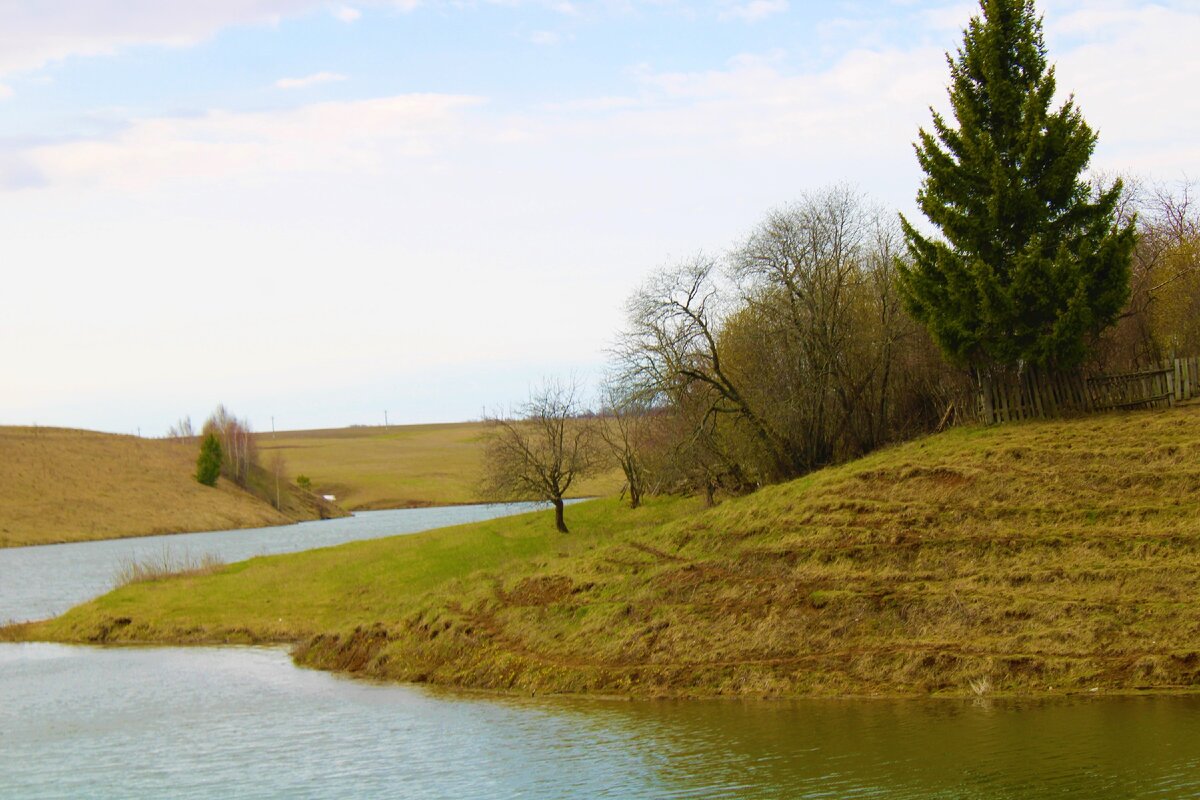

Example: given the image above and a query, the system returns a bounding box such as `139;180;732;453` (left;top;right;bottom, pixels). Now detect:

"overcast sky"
1;0;1196;434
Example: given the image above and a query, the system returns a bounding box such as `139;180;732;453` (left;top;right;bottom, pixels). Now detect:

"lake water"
2;506;1199;798
3;644;1199;799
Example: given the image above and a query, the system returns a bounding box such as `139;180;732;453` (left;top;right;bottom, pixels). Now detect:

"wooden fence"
977;355;1200;425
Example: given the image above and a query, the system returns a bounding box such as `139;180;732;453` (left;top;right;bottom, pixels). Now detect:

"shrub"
196;432;223;487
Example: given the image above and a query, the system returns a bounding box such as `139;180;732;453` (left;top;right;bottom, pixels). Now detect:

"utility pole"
271;416;276;439
384;410;389;429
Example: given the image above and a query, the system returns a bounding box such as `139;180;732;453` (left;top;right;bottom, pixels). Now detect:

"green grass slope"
0;427;341;547
12;405;1200;698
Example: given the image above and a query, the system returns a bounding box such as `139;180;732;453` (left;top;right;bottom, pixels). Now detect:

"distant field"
257;421;621;511
0;427;304;548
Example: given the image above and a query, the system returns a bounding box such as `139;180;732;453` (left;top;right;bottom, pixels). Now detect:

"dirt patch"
295;625;392;672
500;576;575;606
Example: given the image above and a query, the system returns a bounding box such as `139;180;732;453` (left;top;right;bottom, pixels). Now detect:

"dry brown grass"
113;547;225;587
0;427;299;547
293;404;1200;696
17;404;1200;698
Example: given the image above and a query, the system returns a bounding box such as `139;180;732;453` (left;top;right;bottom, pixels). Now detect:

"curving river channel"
2;506;1199;799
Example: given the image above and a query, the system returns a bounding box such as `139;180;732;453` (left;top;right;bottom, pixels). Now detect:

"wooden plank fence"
977;355;1200;425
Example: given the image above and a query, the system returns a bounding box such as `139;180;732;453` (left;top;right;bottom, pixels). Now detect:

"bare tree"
597;379;654;509
480;379;596;533
1100;177;1200;365
166;416;195;440
618;255;794;482
269;451;287;510
614;186;956;497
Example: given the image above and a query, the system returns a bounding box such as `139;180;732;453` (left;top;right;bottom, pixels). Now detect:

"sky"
1;0;1197;435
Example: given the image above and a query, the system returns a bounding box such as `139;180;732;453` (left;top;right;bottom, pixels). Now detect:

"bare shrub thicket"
166;416;195;440
1097;179;1200;367
202;404;258;487
614;187;960;497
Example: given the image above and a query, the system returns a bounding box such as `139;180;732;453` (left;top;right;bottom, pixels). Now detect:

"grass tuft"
113;548;225;587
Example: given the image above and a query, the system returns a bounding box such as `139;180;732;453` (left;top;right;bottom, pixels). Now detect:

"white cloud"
0;0;597;81
6;3;1195;202
275;70;348;89
719;0;789;23
541;95;641;112
0;2;326;78
0;83;12;99
917;3;975;32
20;94;483;189
1046;2;1200;174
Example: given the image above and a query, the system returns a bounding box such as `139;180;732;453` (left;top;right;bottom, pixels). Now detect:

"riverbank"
10;405;1200;698
0;427;343;548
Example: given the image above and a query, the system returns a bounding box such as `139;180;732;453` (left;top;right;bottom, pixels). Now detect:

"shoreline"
0;496;596;550
4;634;1200;703
8;408;1200;702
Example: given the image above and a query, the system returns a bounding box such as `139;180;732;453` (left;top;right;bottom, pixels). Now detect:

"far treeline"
172;406;272;494
177;405;340;519
481;0;1200;531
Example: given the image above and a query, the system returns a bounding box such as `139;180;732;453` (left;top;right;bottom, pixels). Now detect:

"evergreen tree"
196;432;223;487
898;0;1136;371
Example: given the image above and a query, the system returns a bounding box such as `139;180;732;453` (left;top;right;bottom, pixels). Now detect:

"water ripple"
4;644;1199;799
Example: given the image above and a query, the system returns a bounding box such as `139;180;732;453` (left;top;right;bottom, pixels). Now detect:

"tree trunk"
622;457;642;510
553;497;568;533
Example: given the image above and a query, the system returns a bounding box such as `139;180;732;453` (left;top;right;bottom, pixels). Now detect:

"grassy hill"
257;422;621;510
12;404;1200;698
0;427;339;548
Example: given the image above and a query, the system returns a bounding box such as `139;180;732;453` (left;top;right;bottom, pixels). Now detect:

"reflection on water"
3;503;1198;798
2;643;1198;800
0;502;564;623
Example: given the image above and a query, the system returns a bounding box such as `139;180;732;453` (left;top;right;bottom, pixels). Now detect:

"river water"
0;503;560;623
2;507;1199;798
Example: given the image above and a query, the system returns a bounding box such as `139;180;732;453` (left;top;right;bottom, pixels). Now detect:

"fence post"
1027;369;1042;419
980;373;994;425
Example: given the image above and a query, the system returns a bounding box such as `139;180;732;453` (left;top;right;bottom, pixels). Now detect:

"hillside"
257;422;621;510
0;427;339;548
12;405;1200;697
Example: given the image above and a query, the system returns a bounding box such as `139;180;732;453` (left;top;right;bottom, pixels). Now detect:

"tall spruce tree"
898;0;1135;372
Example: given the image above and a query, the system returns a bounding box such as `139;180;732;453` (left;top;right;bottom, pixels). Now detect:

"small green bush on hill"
195;433;222;487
